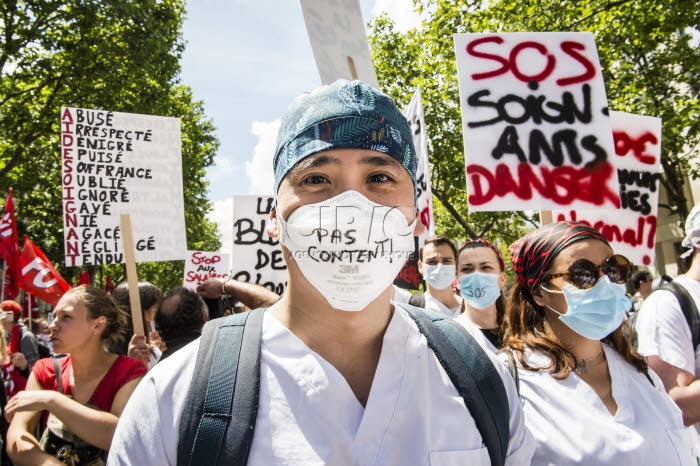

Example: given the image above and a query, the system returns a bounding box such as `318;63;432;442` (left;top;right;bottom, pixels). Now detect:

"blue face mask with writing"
424;264;456;290
459;272;501;309
541;275;630;340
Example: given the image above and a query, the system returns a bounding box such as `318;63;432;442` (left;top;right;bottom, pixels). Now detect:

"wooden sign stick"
539;210;553;226
120;214;144;336
346;56;359;80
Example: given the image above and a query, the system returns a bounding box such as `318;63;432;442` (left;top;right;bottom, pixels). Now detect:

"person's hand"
196;278;226;299
4;390;55;422
149;330;166;353
127;334;149;367
10;352;27;371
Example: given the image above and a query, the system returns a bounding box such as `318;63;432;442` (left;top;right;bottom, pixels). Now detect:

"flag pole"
1;261;5;301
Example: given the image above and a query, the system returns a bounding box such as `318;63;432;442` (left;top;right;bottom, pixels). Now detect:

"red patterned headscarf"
508;221;608;296
459;238;505;271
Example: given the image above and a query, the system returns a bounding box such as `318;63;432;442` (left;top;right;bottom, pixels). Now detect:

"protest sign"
231;195;288;295
554;111;662;266
404;87;435;243
453;32;621;211
395;87;434;290
183;250;231;290
61;107;186;266
300;0;380;88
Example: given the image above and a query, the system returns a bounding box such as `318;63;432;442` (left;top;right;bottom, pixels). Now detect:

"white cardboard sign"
300;0;380;88
403;87;435;244
554;111;662;266
453;32;621;212
60;107;186;266
183;251;231;290
231;195;288;295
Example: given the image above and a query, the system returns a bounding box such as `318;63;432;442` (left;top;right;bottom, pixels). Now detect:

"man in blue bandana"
109;80;533;465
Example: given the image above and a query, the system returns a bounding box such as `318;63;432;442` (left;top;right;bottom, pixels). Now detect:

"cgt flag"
19;236;70;306
76;270;91;287
0;188;21;298
104;275;115;295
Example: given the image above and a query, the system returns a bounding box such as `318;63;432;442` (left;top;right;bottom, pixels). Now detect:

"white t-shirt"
454;314;498;354
636;275;700;447
424;292;463;318
636;275;700;377
499;345;694;465
108;307;534;465
392;285;411;304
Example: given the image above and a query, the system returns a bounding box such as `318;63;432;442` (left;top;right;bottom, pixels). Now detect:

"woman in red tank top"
4;286;146;465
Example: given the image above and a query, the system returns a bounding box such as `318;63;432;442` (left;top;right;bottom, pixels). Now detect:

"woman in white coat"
454;239;507;353
504;221;694;465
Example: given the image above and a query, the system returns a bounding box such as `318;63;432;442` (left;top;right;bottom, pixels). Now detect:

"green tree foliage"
369;0;699;246
0;0;221;291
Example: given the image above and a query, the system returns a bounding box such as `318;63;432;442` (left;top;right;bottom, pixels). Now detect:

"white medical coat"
108;307;534;465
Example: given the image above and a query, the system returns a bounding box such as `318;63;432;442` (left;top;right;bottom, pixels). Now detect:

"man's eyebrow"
290;154;340;172
360;155;403;169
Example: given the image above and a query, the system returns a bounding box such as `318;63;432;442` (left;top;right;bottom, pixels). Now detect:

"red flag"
0;188;21;297
7;324;21;354
19;236;71;306
104;275;115;295
76;270;91;287
3;268;18;301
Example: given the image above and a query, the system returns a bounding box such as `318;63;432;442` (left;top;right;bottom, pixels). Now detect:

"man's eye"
304;175;328;184
368;173;392;183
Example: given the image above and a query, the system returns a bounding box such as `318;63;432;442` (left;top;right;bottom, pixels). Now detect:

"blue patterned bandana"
273;80;417;194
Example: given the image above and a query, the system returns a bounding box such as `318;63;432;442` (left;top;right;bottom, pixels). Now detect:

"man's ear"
417;260;425;276
413;210;426;237
267;207;279;238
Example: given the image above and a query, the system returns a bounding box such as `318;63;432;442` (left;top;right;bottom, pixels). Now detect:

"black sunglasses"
542;254;633;290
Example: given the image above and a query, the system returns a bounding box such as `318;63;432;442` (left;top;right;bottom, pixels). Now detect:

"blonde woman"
5;286;146;465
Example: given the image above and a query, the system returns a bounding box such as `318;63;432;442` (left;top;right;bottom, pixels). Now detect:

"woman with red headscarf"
503;221;694;465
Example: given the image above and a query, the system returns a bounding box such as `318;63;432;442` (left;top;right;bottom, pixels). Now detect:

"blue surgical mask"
459;272;501;309
424;264;456;290
541;275;631;340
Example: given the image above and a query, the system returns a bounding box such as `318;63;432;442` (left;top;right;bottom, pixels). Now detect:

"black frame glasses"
542;254;633;289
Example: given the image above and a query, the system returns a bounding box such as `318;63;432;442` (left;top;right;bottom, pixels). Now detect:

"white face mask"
278;190;416;311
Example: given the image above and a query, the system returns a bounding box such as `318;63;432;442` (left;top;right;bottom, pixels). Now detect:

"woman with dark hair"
503;221;693;465
454;239;507;352
5;286;146;465
111;281;164;369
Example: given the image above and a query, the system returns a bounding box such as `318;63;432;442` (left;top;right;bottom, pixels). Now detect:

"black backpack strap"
177;308;265;466
53;357;63;394
505;349;520;395
399;303;510;466
661;282;700;349
409;292;426;308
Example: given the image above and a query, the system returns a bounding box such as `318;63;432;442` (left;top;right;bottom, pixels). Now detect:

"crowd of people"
0;80;697;465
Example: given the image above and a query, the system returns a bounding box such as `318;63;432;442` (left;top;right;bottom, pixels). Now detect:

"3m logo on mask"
279;191;417;311
339;265;360;274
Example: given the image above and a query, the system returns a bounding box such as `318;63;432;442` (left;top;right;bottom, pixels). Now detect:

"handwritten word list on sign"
554;112;662;266
61;107;186;266
454;32;621;211
232;195;288;295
